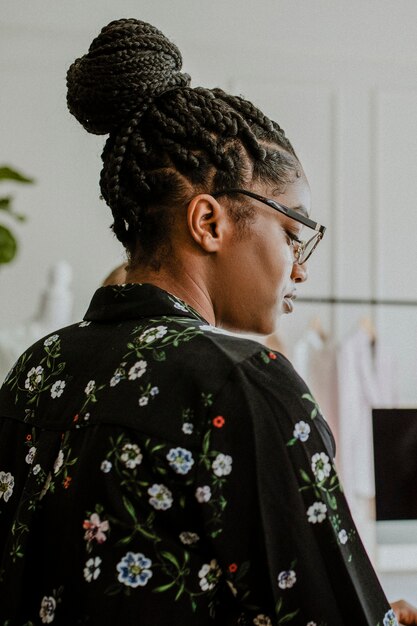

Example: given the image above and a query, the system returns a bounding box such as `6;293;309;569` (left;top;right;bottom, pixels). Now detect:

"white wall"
3;0;417;602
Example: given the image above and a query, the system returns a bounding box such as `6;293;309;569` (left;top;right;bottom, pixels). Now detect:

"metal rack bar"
298;296;417;307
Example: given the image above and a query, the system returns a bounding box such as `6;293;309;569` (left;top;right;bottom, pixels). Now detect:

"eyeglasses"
212;187;326;265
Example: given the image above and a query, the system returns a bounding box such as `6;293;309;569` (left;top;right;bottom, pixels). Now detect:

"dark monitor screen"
373;408;417;521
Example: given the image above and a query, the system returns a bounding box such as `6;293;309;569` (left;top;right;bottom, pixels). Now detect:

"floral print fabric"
0;284;394;625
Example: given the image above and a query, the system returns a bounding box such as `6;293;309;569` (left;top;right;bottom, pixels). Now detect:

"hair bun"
66;18;191;135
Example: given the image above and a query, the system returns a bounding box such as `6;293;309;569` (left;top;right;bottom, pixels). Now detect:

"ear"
186;194;231;252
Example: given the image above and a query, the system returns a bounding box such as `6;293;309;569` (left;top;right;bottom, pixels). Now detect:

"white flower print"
128;360;147;380
166;447;194;475
84;380;95;395
84;556;102;582
50;380;66;399
39;595;56;624
44;334;59;347
110;371;123;387
198;559;221;591
139;325;168;345
293;420;311;442
148;483;173;510
179;531;200;545
53;450;64;475
253;616;272;626
0;471;14;502
311;452;331;482
139;396;149;407
79;320;91;327
25;446;37;465
182;422;194;435
383;609;399;626
212;453;233;477
195;485;211;503
338;529;348;545
117;551;153;588
100;460;112;473
150;386;159;396
32;464;41;476
25;366;44;391
307;501;327;524
306;622;317;626
173;301;188;312
277;569;297;589
120;443;143;469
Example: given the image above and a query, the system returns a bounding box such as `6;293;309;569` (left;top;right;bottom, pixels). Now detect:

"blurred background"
2;0;417;602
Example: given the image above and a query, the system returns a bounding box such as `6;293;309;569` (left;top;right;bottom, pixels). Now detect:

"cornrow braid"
67;18;300;267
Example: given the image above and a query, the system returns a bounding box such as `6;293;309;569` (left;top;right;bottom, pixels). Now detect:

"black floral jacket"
0;284;396;626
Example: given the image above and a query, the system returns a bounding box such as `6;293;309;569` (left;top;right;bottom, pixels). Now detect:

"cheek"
263;240;293;285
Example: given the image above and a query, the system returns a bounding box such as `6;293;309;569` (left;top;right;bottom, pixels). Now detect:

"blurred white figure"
0;260;73;383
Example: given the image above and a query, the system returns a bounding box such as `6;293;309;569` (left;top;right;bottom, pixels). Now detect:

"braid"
67;18;190;135
67;18;300;266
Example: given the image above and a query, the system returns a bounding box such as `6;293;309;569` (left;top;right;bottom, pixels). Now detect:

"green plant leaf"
0;224;17;264
0;166;34;184
0;197;11;210
136;526;158;541
174;584;185;601
286;438;297;447
122;496;137;522
161;550;180;569
278;609;300;623
275;597;283;615
152;581;176;593
0;196;25;221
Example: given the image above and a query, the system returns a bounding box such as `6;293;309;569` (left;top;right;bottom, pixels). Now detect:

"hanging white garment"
292;327;339;456
0;261;73;383
336;327;397;518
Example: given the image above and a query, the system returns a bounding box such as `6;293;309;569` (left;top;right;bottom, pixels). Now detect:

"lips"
283;291;297;313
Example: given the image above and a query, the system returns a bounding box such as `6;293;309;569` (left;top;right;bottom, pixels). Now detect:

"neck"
125;264;216;326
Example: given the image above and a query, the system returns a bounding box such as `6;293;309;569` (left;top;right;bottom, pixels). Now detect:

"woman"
0;17;413;625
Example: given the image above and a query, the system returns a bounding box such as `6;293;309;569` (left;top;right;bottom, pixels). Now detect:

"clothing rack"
298;296;417;307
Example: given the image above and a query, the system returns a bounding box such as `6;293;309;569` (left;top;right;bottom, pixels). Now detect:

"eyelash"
285;230;301;246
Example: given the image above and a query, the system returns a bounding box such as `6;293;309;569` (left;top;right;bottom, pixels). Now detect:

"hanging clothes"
336;326;397;523
0;261;73;383
292;325;339;456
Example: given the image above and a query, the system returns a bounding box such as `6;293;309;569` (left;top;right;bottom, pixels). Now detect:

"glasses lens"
299;233;322;264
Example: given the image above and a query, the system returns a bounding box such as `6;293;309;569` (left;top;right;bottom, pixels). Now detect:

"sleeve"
194;349;393;626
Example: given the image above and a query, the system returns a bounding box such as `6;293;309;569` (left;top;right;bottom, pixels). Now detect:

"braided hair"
67;18;299;267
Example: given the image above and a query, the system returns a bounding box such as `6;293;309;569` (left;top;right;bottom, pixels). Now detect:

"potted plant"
0;166;34;264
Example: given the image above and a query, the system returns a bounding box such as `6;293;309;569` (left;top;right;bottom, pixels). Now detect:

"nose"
291;260;308;283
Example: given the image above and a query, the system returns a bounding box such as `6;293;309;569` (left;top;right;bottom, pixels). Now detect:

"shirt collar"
84;283;209;324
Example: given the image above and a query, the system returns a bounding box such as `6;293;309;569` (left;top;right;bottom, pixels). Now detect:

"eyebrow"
270;189;310;218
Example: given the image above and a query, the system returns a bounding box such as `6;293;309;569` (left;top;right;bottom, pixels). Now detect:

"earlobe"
187;194;226;252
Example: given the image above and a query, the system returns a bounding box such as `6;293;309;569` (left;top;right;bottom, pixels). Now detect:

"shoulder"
210;344;336;460
167;318;302;391
183;322;312;419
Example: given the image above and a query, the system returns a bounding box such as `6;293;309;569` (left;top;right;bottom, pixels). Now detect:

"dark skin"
126;176;309;335
102;264;127;286
390;600;417;625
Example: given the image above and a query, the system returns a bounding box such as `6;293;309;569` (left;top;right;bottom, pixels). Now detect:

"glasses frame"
212;187;326;264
